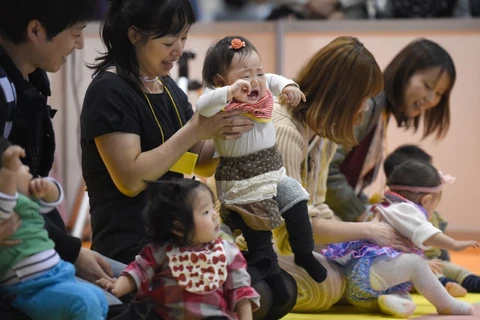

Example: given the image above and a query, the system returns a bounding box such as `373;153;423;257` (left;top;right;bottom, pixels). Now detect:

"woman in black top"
81;2;303;318
80;0;253;264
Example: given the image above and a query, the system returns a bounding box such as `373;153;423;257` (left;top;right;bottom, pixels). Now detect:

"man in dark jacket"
0;1;123;317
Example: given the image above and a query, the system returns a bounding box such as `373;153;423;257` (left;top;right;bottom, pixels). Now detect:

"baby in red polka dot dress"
97;179;260;320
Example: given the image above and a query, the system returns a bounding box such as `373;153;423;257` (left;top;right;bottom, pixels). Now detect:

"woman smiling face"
133;27;190;78
402;67;451;118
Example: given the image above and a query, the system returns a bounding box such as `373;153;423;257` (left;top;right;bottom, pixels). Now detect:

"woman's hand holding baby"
282;85;306;106
0;213;22;247
427;259;445;274
368;214;414;253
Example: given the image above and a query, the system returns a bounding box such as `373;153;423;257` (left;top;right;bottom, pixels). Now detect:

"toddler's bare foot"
446;282;467;297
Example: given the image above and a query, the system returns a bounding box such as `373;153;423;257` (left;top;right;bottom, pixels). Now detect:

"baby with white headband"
322;159;479;317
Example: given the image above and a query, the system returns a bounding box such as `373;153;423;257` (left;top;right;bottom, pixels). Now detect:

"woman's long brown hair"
291;36;383;149
383;38;455;139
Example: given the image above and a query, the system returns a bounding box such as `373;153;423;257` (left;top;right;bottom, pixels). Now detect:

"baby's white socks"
378;293;416;317
370;254;473;316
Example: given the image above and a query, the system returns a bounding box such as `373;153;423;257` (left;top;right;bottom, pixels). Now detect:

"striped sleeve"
0;66;17;139
38;177;64;214
0;192;18;220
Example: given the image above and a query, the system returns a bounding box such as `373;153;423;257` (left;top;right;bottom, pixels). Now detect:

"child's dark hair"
202;36;259;88
387;160;442;201
0;137;12;168
142;179;214;247
0;0;95;44
384;145;432;178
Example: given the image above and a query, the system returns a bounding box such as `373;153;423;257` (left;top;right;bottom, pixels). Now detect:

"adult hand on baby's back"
192;110;253;140
0;213;22;247
368;214;414;253
75;248;114;283
427;259;444;274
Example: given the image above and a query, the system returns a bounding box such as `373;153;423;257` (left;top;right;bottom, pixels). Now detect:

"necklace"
139;75;159;83
142;78;164;94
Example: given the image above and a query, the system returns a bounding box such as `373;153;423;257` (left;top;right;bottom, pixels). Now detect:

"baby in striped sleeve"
0;138;107;320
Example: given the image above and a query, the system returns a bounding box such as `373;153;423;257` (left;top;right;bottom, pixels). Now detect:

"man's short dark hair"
0;0;96;43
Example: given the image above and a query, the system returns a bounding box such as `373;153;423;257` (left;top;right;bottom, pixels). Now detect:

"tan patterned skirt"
215;146;285;232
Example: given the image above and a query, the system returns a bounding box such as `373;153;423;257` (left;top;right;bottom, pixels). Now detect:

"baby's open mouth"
248;90;259;99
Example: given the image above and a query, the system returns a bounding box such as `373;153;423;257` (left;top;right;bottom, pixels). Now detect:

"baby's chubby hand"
282;85;306;106
227;79;252;101
1;146;25;172
97;275;134;298
29;178;56;199
96;277;117;292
